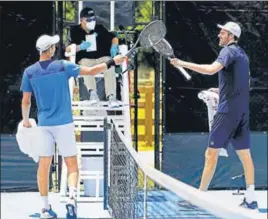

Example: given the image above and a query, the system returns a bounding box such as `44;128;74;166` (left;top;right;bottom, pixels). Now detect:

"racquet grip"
175;65;191;80
167;57;191;80
125;50;132;57
125;47;138;57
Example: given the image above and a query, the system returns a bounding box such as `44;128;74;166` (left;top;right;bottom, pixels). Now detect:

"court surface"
1;190;267;219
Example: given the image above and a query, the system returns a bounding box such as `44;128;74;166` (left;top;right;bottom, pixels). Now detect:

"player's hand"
65;44;76;57
113;55;127;65
170;58;183;67
23;120;32;128
80;41;92;50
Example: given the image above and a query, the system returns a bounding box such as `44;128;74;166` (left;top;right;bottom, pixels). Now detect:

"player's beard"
219;38;227;47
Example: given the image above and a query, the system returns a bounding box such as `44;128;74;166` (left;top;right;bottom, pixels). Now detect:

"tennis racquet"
125;20;167;57
152;38;191;81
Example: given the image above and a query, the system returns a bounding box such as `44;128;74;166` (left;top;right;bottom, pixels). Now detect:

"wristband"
105;58;116;69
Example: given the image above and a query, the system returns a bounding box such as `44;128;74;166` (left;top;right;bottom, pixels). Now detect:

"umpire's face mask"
85;17;96;30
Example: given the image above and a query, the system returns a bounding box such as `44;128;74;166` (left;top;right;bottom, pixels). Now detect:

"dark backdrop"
0;2;54;191
0;2;54;134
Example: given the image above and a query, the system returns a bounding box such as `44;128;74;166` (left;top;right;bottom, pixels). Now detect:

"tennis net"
103;118;263;219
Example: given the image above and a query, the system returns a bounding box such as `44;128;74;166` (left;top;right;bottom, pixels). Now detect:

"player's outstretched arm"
79;55;126;76
170;59;223;75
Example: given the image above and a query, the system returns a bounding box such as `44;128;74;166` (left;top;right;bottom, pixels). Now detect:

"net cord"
111;120;264;219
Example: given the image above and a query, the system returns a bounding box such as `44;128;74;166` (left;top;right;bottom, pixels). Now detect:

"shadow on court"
29;213;93;219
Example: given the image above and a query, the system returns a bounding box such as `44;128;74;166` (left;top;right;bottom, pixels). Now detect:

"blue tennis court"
1;191;267;219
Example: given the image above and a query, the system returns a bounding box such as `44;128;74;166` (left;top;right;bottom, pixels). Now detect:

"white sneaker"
88;90;100;105
108;94;120;108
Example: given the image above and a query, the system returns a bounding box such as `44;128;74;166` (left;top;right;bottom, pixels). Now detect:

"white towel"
198;90;219;130
198;90;228;157
16;119;40;163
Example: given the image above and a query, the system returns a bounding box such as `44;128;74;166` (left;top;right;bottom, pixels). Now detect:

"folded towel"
16;119;40;163
198;90;228;157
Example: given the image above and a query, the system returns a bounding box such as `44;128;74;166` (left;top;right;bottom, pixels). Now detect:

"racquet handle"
125;47;139;57
167;57;191;81
125;50;133;57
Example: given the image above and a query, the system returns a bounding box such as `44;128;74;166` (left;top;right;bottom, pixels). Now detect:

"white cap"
36;35;60;52
217;22;241;38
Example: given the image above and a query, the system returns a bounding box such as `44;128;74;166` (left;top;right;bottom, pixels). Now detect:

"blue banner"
1;135;39;191
162;132;267;189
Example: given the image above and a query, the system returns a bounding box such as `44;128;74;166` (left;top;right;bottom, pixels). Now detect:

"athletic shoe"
88;90;100;105
239;198;259;211
66;198;77;219
108;94;119;108
40;205;57;218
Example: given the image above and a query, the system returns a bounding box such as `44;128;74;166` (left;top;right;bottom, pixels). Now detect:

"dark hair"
228;31;239;42
234;35;239;41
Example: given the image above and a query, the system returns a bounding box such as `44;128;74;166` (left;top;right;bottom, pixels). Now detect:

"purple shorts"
208;112;250;150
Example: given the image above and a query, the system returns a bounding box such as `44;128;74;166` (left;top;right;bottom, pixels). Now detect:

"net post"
133;31;139;151
161;1;167;170
103;117;111;210
143;174;147;219
154;1;162;171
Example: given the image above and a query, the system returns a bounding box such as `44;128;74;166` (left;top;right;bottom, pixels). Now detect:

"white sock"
41;196;49;210
69;186;77;199
245;184;256;203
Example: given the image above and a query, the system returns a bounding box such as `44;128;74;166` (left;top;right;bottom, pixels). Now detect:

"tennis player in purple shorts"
171;21;258;211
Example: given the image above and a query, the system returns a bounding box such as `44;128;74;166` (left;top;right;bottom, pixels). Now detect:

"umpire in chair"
66;7;120;108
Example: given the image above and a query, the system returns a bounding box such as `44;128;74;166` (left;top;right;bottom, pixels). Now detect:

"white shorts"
38;122;77;157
